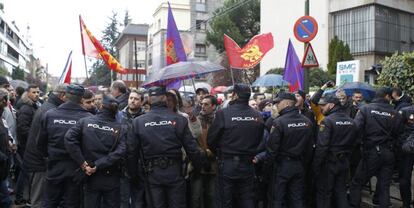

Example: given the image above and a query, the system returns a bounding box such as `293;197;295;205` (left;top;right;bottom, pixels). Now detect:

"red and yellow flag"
224;33;274;69
79;15;126;74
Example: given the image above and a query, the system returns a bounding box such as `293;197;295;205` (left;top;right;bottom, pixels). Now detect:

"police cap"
273;92;296;104
318;93;340;105
102;94;119;106
148;86;167;96
65;84;85;96
233;84;251;99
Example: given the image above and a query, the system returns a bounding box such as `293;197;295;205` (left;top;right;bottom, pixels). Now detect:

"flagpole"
79;15;89;80
83;56;89;80
230;68;235;85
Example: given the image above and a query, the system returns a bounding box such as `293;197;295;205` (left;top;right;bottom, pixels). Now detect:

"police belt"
364;141;393;151
328;151;349;161
219;154;253;162
277;154;302;161
146;157;180;169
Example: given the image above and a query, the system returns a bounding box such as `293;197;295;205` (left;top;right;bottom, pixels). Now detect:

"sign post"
293;14;318;93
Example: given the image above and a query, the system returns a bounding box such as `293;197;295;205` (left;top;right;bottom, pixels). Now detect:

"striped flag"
58;51;72;84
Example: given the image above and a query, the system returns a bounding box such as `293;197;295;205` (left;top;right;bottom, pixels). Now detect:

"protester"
81;89;98;114
118;89;146;208
111;80;130;110
0;89;13;208
15;84;41;206
191;95;218;208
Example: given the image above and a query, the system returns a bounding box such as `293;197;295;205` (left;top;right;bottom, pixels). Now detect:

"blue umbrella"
252;74;289;87
339;82;375;101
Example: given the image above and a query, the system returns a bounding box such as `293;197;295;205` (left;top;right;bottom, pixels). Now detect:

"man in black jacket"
15;84;40;205
313;94;358;208
349;87;402;208
111;80;130;110
208;84;265;208
22;84;67;208
267;92;314;208
65;95;127;207
118;89;146;208
128;86;205;208
37;84;92;208
392;87;412;111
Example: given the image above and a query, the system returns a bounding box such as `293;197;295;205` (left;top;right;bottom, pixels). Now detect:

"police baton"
137;140;155;208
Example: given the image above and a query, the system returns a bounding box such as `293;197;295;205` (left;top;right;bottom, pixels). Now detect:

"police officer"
37;84;92;208
207;83;265;208
396;104;414;208
65;95;127;207
349;87;402;208
312;94;358;208
266;92;313;208
127;86;205;208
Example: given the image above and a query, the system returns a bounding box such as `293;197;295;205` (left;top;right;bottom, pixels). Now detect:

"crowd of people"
0;77;413;208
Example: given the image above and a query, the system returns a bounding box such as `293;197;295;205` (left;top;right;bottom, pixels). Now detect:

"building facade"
147;0;223;79
0;9;32;77
115;24;149;88
261;0;414;84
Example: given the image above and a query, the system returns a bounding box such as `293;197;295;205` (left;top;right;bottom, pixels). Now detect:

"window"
330;4;414;55
135;41;146;51
195;44;206;55
0;19;4;32
196;0;206;12
196;20;206;31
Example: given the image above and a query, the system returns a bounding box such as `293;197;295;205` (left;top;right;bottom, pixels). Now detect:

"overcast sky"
2;0;161;77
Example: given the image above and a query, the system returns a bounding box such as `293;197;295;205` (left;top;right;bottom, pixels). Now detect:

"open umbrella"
142;61;225;87
340;82;375;101
252;74;289;87
10;80;29;89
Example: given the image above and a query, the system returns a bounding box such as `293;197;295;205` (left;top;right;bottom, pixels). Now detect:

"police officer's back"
393;104;414;207
65;95;127;207
128;86;204;208
36;84;92;208
312;94;358;208
207;84;264;208
349;87;402;208
266;92;313;208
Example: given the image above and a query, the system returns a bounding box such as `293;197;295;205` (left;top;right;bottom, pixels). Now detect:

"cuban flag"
58;51;72;84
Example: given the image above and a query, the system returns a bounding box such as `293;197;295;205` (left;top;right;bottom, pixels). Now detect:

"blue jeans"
0;179;12;208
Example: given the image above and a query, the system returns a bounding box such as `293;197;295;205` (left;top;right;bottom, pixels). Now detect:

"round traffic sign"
293;16;318;43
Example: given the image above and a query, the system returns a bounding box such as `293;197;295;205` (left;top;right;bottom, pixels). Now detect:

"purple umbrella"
141;61;225;88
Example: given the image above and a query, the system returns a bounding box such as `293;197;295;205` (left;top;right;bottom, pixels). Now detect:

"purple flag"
283;39;304;92
165;2;187;89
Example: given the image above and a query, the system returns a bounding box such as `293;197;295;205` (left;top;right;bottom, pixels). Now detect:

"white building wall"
260;0;329;76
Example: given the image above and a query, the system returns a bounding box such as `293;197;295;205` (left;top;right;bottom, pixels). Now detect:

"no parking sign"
293;16;318;43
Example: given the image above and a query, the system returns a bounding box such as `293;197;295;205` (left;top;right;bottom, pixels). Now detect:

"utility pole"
304;0;310;93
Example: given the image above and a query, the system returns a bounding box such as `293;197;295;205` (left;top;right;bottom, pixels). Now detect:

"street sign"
302;43;319;67
293;16;318;43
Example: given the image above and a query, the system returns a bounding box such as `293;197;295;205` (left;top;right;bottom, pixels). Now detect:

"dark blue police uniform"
312;95;358;208
128;86;205;208
65;95;127;208
207;84;265;208
37;84;92;208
